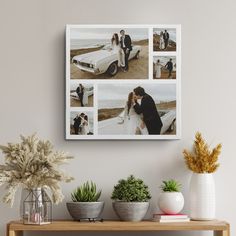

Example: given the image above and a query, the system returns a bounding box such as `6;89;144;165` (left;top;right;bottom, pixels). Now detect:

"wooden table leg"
8;231;23;236
214;224;230;236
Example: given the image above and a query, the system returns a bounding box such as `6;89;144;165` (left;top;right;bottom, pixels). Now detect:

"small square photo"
70;111;94;135
70;81;94;107
153;56;176;79
153;28;176;51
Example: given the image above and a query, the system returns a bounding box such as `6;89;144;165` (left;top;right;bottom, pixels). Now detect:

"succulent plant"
160;179;181;192
111;175;151;202
71;181;102;202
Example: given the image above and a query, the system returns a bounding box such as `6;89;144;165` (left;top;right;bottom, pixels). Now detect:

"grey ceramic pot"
112;201;149;221
66;202;104;220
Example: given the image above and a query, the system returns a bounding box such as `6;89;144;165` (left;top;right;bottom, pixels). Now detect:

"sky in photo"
153;28;176;42
71;28;148;40
70;80;93;91
98;84;176;102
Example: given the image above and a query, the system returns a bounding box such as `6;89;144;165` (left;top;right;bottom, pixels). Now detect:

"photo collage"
66;25;181;140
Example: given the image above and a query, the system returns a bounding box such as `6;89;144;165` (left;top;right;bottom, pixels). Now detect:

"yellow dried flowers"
183;132;222;173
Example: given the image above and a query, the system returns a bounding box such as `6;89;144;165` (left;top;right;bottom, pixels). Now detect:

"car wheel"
107;62;118;76
134;51;140;59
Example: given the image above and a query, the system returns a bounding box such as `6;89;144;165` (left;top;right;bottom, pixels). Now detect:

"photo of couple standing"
153;28;176;52
153;56;176;79
70;81;94;107
98;84;176;136
70;27;149;79
111;30;132;72
70;112;93;135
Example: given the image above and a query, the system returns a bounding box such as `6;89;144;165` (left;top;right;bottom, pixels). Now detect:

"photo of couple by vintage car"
153;56;176;79
70;27;149;79
153;28;176;51
98;84;176;135
70;81;94;107
70;112;93;135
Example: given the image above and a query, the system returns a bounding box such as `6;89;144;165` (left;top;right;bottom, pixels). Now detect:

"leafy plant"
160;179;181;192
0;134;74;206
111;175;151;202
183;132;222;173
71;181;101;202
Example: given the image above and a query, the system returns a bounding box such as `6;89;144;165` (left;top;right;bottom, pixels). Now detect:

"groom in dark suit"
163;30;169;49
133;86;163;135
120;29;132;71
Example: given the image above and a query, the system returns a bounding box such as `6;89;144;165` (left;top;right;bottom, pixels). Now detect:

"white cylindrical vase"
190;173;215;220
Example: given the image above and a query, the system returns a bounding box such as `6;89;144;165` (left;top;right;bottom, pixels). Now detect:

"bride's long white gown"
80;118;90;135
159;35;165;50
112;42;124;67
155;62;162;79
83;89;89;106
123;104;148;135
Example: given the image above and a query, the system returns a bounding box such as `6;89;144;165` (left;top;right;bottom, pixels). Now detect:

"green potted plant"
158;179;184;214
66;181;104;221
111;175;151;221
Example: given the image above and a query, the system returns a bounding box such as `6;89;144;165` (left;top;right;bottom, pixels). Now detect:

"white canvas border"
65;24;181;140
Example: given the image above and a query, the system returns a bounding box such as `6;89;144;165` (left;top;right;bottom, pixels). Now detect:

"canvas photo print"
70;27;149;80
153;56;176;79
98;83;176;136
66;24;181;140
70;81;94;107
153;28;176;51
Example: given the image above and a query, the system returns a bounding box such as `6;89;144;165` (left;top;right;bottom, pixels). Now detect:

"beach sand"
70;95;94;107
98;101;176;122
153;34;176;52
70;40;149;80
153;69;176;79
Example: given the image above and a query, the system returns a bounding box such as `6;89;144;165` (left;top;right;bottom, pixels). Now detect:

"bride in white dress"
111;33;124;67
159;31;165;50
122;92;148;135
83;87;89;106
155;59;163;79
80;114;90;135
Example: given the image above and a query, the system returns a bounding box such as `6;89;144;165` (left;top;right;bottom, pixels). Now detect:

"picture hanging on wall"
65;24;181;140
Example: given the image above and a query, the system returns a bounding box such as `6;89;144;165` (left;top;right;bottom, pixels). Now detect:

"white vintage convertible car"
98;110;176;135
72;45;141;76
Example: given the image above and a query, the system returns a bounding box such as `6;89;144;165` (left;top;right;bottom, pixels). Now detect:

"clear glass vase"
22;188;52;225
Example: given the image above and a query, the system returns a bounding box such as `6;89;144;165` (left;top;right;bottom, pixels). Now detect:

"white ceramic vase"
158;192;184;214
190;173;215;220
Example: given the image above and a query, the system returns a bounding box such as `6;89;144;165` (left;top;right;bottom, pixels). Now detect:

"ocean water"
98;99;127;109
71;39;110;50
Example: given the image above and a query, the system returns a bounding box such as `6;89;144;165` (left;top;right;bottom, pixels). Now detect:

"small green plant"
111;175;151;202
71;181;101;202
160;179;181;192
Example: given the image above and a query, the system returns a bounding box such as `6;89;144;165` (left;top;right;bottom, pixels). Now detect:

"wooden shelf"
7;220;230;236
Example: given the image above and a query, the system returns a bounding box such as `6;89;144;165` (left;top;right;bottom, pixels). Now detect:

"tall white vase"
190;173;215;220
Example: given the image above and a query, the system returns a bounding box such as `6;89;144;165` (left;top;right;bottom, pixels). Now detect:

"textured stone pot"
158;192;184;214
66;202;104;220
112;201;149;221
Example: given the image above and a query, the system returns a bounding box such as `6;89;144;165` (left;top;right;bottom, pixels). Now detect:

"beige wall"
0;0;235;235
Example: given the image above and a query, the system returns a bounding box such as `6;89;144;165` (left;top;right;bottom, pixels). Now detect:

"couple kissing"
122;86;163;135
